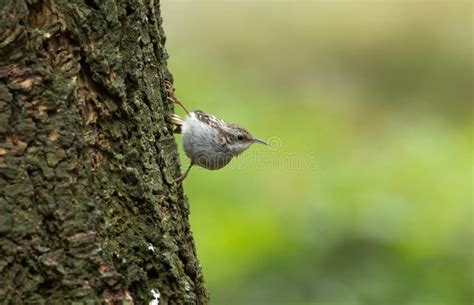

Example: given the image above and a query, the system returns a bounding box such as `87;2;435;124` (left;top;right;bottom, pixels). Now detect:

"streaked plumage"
172;111;264;170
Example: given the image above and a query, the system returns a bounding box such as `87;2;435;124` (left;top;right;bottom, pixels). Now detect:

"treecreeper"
166;81;267;183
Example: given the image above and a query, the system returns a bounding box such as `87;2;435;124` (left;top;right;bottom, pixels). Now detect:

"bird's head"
223;124;267;156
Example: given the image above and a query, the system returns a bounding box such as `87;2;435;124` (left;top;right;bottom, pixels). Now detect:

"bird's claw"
165;80;176;99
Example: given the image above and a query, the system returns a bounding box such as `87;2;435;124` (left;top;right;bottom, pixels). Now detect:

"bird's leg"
175;163;193;184
165;81;190;115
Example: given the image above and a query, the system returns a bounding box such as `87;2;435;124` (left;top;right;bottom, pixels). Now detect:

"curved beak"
252;137;267;145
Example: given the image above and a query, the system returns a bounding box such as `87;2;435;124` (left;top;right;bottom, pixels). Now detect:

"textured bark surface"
0;0;207;303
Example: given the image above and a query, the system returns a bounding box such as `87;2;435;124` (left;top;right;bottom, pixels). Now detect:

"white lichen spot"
184;281;191;292
149;288;160;305
147;243;156;252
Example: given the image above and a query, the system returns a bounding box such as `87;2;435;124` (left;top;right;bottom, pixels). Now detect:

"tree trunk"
0;0;207;303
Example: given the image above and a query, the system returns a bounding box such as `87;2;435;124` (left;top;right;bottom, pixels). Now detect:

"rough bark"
0;0;207;303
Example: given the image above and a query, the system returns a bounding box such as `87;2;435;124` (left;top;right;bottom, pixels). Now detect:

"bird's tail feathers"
170;114;183;134
170;114;184;126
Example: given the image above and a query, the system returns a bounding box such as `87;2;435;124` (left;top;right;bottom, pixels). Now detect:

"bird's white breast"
181;112;232;170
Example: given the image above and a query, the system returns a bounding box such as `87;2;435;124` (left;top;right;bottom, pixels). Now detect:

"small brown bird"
166;82;267;182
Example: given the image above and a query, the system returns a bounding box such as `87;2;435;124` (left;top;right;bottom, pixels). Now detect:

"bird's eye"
237;134;244;141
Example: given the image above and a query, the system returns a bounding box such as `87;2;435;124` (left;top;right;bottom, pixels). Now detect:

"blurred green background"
162;1;473;304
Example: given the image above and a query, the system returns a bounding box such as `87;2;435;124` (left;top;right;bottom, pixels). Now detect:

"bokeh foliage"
163;1;473;304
